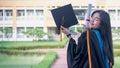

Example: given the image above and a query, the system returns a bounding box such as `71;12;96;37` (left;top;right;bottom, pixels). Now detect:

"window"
26;10;34;16
0;10;3;16
0;27;3;38
17;10;25;16
112;27;115;30
36;10;43;16
36;27;43;29
52;6;55;8
118;10;120;16
81;6;87;8
26;27;33;38
5;10;12;16
118;10;120;20
92;6;95;8
0;10;3;20
35;10;44;20
17;27;24;38
74;9;86;20
97;6;99;8
4;27;12;38
57;6;61;8
48;27;57;34
48;6;50;8
101;6;104;8
73;6;80;8
16;10;25;20
108;10;116;20
26;27;33;30
17;27;24;34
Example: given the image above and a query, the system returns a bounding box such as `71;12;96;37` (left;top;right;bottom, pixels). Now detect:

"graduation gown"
67;30;106;68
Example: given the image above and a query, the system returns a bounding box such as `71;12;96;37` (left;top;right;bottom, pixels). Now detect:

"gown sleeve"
67;37;77;67
67;32;87;68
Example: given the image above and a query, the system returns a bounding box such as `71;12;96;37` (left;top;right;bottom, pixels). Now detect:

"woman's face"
90;12;101;29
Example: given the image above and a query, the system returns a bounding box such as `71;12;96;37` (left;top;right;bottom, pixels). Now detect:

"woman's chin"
90;26;94;28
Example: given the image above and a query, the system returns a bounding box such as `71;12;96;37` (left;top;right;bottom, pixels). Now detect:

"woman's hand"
61;26;70;35
61;26;71;38
82;25;88;32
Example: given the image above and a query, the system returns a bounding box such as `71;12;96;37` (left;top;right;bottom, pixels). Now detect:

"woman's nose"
90;20;93;24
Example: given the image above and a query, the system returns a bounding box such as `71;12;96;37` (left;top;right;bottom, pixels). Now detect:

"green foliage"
23;29;33;36
4;27;12;33
0;49;45;55
69;26;82;32
113;44;120;49
23;28;46;40
34;28;46;38
113;40;120;49
48;34;54;40
69;27;75;31
0;27;3;32
77;27;82;32
0;54;44;68
36;51;57;68
113;57;120;68
113;29;120;34
114;50;120;56
3;27;12;38
0;38;68;50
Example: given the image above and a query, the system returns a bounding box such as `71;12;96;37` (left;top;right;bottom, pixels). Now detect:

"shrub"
0;38;68;50
114;50;120;56
0;49;45;56
36;51;57;68
113;44;120;49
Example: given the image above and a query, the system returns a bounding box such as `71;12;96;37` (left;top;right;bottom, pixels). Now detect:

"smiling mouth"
91;23;94;25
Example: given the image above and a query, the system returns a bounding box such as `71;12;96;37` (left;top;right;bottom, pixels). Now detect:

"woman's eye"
94;19;100;21
95;19;98;21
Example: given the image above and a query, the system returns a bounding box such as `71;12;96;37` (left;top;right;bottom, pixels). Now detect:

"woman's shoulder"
79;29;99;40
80;29;97;36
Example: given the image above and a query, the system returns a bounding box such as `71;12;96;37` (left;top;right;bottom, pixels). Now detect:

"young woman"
62;10;114;68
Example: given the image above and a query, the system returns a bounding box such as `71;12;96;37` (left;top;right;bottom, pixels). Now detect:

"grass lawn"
0;54;44;68
0;51;57;68
0;54;119;68
114;56;120;68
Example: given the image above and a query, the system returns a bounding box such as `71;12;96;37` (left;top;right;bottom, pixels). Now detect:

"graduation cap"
51;4;78;42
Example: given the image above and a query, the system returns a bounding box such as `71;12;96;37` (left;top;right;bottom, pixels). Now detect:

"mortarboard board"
51;4;78;42
51;4;78;30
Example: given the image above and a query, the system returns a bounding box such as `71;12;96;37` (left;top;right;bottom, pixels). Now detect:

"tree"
23;28;46;41
77;27;82;32
34;28;46;38
0;27;3;33
23;29;34;37
0;27;3;40
3;27;12;39
70;26;82;32
112;29;120;39
113;29;120;35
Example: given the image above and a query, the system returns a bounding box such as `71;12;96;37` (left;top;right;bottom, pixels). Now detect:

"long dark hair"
91;10;114;65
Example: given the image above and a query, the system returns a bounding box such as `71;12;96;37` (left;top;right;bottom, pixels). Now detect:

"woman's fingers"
61;26;70;35
82;25;88;32
61;26;68;31
61;26;66;30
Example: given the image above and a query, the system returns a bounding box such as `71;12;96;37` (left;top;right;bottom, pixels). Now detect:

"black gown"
67;30;106;68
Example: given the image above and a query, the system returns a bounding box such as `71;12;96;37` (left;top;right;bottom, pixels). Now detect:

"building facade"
0;0;120;41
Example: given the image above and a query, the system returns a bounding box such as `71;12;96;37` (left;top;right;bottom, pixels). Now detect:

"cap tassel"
60;16;64;42
60;26;62;42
